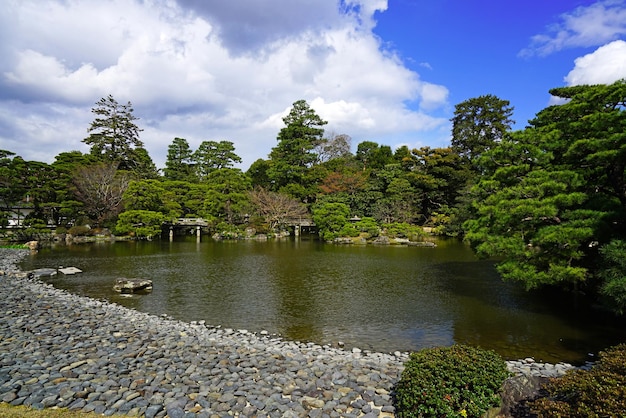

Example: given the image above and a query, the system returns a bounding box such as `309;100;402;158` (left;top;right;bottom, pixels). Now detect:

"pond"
20;237;626;364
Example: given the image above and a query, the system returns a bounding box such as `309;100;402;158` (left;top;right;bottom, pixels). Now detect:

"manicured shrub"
68;225;91;236
383;222;426;241
395;344;510;418
530;343;626;417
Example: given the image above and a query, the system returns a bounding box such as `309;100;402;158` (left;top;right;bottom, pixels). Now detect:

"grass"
0;404;120;417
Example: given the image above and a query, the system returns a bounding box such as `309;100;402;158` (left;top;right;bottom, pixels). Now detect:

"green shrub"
338;224;360;237
384;222;426;241
68;225;90;236
355;217;380;237
530;344;626;417
395;344;510;418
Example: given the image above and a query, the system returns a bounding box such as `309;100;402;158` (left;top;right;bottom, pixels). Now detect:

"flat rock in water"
58;267;82;275
31;268;58;278
113;278;153;293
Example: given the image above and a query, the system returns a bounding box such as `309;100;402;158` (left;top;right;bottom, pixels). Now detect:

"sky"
1;0;625;171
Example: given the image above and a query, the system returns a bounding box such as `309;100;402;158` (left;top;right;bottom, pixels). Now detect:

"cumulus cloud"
520;0;626;57
0;0;449;168
564;40;626;85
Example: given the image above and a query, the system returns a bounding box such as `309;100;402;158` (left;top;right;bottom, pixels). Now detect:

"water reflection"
22;238;626;364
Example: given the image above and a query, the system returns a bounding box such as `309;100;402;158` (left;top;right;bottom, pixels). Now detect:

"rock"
112;278;153;293
24;241;39;251
407;241;437;247
58;267;82;275
499;374;549;417
372;236;390;245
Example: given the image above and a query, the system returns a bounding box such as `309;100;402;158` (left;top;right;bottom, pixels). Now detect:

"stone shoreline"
0;249;577;417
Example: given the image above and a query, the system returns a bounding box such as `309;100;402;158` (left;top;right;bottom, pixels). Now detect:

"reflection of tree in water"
438;260;623;364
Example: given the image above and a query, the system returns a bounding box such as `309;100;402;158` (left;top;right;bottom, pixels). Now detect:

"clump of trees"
2;80;626;314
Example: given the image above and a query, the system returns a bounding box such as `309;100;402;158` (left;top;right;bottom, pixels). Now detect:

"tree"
409;146;471;227
164;137;196;182
132;147;159;179
72;162;129;225
50;151;99;226
311;202;351;241
194;140;242;181
355;141;394;170
247;158;272;188
451;95;514;172
248;187;308;231
202;168;251;224
463;82;626;298
122;180;167;213
316;133;352;163
268;100;327;192
116;210;165;239
83;95;145;172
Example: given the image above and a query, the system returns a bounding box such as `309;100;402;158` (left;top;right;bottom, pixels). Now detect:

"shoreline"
0;249;577;417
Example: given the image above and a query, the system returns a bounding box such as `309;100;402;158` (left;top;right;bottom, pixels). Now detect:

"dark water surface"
20;237;626;364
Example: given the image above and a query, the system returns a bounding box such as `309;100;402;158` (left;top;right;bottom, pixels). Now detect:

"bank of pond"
16;236;626;366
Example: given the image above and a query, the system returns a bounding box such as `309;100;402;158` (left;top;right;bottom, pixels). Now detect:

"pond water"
20;237;626;364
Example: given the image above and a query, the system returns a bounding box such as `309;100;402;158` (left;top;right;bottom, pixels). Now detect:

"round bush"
395;344;510;418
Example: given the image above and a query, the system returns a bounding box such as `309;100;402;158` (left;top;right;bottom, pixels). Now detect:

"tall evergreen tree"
463;81;626;310
451;95;514;172
193;140;242;181
164;137;196;182
83;95;147;173
267;100;327;195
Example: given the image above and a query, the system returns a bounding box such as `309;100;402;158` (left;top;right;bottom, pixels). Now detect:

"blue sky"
1;0;625;170
373;0;621;127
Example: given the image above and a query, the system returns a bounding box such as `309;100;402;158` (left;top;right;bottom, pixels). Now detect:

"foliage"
356;141;394;170
194;140;242;181
395;344;510;418
268;99;327;192
598;240;626;315
68;225;91;236
530;344;626;417
164;137;196;182
451;94;514;172
354;217;380;237
115;210;166;239
312;202;351;241
202;168;251;224
383;222;426;241
123;180;166;213
82;95;151;174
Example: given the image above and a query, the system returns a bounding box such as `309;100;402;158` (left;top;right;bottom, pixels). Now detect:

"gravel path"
0;248;578;417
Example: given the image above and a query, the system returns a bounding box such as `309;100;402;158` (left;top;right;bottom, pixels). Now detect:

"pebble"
0;249;580;417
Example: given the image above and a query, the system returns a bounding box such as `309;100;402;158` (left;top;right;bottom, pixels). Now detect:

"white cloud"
565;40;626;85
520;0;626;57
0;0;449;169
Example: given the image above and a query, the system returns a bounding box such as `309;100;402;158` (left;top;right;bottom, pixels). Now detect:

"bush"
395;344;510;418
355;217;380;237
384;222;426;241
529;344;626;417
68;225;91;236
116;210;166;239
